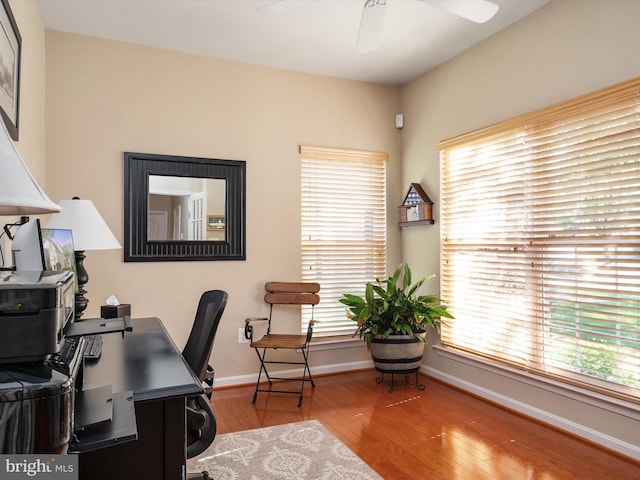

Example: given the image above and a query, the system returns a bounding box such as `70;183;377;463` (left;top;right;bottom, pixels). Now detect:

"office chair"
182;289;228;459
244;282;320;407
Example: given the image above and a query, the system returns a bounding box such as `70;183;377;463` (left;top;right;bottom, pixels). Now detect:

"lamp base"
74;250;89;320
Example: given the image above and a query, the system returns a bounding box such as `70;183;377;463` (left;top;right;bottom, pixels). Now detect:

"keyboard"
83;334;103;360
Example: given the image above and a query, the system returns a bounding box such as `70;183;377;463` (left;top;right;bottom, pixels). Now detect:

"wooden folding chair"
244;282;320;407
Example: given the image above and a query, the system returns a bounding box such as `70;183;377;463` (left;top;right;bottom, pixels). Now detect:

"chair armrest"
204;364;215;381
244;317;268;341
203;365;215;398
305;319;315;343
244;317;269;323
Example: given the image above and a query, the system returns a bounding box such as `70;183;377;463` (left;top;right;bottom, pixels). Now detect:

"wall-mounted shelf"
399;219;435;227
399;183;434;227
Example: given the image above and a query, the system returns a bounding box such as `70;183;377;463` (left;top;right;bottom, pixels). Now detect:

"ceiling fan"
257;0;500;53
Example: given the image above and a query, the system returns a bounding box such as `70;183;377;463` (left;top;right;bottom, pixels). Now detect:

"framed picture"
0;0;20;140
207;215;225;231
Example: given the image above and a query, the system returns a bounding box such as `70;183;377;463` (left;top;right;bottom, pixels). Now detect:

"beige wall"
401;0;640;456
44;30;402;379
7;0;46;180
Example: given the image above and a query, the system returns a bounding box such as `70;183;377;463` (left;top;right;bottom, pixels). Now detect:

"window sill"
432;345;640;420
309;335;365;351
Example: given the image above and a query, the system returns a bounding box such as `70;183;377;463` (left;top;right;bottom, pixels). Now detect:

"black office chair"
182;289;228;460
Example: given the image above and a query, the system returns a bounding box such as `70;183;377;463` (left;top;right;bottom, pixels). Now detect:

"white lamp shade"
0;116;60;215
46;199;122;251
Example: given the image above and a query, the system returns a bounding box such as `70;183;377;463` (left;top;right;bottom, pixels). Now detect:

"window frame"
300;145;388;338
438;78;640;403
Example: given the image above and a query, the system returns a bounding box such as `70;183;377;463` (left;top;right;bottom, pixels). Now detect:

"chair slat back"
265;282;320;294
264;282;320;306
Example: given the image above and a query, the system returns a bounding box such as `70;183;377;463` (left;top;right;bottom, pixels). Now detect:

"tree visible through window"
300;145;387;338
439;78;640;401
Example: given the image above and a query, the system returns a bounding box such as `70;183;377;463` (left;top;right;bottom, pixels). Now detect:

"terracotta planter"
368;332;427;373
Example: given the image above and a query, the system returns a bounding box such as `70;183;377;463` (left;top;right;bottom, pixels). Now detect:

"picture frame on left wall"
0;0;20;140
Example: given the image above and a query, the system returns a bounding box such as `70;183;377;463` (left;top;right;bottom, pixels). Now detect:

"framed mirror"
124;152;246;261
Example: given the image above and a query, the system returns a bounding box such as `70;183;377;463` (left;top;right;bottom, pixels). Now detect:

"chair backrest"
263;282;319;336
264;282;320;306
182;290;228;381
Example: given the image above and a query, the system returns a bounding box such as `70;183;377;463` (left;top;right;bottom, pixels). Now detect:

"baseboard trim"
214;360;374;388
423;365;640;462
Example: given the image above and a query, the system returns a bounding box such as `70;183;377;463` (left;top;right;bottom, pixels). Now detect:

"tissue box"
101;304;131;319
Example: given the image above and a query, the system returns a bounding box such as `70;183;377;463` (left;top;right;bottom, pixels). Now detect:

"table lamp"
46;197;121;319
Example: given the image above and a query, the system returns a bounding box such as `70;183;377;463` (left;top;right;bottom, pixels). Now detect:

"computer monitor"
11;219;46;271
41;227;79;292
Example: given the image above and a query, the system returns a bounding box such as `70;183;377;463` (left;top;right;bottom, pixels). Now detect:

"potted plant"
339;262;453;375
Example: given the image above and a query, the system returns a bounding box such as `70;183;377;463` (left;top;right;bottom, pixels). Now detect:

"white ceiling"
36;0;550;86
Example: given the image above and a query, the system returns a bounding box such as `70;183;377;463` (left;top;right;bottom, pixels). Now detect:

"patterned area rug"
187;419;382;479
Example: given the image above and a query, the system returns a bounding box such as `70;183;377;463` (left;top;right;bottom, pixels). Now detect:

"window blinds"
300;145;388;337
439;78;640;402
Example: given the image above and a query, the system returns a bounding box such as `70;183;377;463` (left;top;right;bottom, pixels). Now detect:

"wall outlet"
238;327;250;344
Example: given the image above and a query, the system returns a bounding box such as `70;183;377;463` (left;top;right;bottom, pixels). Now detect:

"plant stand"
375;367;425;393
369;333;427;392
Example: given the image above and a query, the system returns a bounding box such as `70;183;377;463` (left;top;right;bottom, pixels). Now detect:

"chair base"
186;393;217;458
251;348;315;407
252;376;315;407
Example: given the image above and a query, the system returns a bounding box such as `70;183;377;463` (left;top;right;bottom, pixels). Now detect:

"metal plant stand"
375;367;425;393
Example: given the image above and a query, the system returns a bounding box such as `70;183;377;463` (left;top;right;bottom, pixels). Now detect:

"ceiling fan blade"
420;0;499;24
356;0;387;53
256;1;303;16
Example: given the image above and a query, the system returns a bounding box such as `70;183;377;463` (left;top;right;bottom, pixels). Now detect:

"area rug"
187;419;383;479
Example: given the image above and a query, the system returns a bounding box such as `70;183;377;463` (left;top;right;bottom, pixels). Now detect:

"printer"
0;270;78;454
0;270;76;364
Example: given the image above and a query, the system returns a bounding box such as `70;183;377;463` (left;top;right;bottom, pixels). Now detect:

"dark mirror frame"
124;152;246;262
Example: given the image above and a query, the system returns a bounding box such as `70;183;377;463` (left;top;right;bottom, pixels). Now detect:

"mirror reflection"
148;175;226;241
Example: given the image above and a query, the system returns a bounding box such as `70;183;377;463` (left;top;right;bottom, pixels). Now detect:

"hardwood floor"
211;369;640;480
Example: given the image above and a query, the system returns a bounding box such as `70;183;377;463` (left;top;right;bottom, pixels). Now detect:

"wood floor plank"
211;370;640;479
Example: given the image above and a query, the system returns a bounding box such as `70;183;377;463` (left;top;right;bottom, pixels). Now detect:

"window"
300;145;387;337
439;78;640;402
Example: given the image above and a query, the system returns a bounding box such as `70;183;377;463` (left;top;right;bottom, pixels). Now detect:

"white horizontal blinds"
440;125;537;366
439;78;640;401
300;145;388;337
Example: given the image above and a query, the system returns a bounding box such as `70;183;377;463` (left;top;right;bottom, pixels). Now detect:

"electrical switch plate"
238;327;250;343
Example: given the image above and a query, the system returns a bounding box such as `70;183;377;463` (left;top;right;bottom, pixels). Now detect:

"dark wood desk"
78;317;202;480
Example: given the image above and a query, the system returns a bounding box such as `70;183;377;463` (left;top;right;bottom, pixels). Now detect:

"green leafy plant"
339;262;454;348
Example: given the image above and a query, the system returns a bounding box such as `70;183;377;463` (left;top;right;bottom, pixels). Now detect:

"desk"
78;317;202;480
